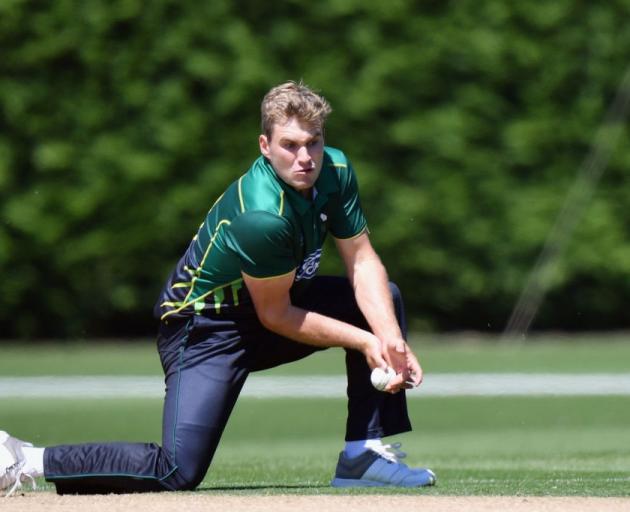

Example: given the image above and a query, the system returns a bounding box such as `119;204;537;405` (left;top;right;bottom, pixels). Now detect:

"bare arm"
241;270;387;370
335;232;423;389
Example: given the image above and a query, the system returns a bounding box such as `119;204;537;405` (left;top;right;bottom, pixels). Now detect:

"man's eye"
283;142;297;150
308;139;320;147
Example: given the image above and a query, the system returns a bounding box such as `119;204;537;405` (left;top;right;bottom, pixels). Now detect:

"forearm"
351;257;422;383
262;304;379;353
350;254;403;342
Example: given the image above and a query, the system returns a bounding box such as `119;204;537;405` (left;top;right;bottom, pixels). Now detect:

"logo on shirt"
295;249;322;282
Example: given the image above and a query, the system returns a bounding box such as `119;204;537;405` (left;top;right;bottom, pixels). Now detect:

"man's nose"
297;145;311;162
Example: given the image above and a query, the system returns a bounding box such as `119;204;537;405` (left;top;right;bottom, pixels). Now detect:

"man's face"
259;117;324;197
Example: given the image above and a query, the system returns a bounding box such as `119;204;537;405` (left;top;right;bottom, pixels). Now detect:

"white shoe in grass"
0;431;37;498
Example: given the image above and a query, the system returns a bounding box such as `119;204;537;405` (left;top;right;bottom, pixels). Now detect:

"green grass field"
2;334;630;496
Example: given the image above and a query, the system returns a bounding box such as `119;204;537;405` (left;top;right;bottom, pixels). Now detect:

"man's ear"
259;134;270;158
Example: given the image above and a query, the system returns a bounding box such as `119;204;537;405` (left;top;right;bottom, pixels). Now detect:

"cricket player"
1;81;436;496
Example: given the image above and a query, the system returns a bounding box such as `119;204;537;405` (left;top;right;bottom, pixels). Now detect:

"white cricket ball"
370;366;396;391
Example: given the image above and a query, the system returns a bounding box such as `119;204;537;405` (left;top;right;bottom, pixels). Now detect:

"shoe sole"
332;477;390;487
331;473;436;488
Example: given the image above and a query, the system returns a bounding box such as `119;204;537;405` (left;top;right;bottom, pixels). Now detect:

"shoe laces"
370;442;407;464
4;460;37;498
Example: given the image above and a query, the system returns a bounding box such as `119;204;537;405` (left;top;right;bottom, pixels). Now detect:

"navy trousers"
44;276;412;494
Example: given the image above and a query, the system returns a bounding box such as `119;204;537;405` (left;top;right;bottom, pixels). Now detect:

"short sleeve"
327;159;368;239
224;211;297;278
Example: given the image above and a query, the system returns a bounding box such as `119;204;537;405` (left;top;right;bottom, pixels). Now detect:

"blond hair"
261;81;332;139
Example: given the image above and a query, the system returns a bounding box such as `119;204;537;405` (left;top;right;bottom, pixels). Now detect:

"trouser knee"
162;425;227;491
165;463;209;491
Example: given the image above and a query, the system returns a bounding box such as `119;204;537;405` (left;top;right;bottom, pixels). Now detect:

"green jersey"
156;146;367;321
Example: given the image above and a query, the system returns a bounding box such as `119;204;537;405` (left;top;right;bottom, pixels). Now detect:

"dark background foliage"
1;0;629;338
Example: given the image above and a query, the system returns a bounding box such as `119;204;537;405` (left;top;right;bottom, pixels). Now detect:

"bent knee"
166;466;207;491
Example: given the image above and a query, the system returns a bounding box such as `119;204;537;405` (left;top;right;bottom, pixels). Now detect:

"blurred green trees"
1;0;629;337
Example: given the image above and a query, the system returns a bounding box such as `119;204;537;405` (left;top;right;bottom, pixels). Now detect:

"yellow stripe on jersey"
332;226;368;241
279;190;285;216
166;219;232;318
238;176;245;213
161;277;244;320
198;219;231;271
241;268;297;281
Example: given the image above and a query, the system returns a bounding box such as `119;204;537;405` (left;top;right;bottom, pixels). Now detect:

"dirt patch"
7;493;630;512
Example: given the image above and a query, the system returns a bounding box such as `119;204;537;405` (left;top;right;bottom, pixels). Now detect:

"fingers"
385;345;424;392
380;349;393;370
370;337;425;392
373;352;388;370
385;373;418;394
384;372;405;393
406;351;423;387
365;337;388;370
395;342;406;354
387;350;407;374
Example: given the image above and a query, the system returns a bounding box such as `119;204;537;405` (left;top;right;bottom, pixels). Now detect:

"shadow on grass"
199;484;330;491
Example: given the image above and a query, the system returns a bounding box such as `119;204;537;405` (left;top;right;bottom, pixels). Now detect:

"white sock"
344;438;383;458
22;447;45;477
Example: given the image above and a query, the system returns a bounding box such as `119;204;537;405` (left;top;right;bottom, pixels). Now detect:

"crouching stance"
1;82;435;496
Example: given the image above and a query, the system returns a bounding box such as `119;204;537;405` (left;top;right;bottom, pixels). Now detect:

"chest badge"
320;213;328;222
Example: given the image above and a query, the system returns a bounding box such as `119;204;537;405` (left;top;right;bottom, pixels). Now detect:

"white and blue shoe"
331;442;436;488
0;431;37;497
